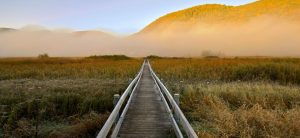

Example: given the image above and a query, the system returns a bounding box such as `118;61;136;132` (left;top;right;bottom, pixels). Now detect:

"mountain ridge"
0;26;114;38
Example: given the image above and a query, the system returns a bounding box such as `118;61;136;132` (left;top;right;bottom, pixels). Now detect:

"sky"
0;0;256;34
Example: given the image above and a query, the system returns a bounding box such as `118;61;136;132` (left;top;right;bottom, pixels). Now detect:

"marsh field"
150;58;300;137
1;57;300;138
0;57;142;137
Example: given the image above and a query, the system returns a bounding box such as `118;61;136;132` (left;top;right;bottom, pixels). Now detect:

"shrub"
38;53;49;59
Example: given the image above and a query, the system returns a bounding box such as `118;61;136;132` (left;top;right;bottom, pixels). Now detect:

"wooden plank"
118;63;172;138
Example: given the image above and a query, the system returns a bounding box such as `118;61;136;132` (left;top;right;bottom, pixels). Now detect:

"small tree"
201;50;214;57
38;53;49;59
201;50;225;58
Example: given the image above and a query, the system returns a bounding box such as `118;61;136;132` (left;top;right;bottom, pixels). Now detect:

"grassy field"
150;58;300;137
0;57;142;137
1;57;299;137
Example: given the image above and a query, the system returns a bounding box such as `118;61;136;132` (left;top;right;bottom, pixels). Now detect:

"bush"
38;53;49;59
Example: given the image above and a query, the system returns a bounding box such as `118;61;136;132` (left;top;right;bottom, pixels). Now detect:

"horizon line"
0;1;257;36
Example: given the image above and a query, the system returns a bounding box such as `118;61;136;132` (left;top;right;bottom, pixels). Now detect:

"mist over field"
1;0;300;57
138;16;300;57
1;15;300;57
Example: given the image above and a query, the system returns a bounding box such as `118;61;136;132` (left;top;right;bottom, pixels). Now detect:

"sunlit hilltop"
141;0;300;34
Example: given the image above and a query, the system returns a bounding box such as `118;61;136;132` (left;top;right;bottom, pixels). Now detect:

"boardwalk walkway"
97;61;198;138
118;62;172;137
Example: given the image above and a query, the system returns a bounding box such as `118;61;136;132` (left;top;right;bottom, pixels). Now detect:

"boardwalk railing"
148;61;198;138
96;60;145;138
97;60;197;138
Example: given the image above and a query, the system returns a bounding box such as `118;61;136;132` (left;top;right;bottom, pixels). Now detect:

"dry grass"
151;58;300;137
0;58;142;137
151;58;300;85
180;83;300;137
0;58;141;80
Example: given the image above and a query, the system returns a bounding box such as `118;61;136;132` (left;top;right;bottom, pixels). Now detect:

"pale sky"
0;0;256;34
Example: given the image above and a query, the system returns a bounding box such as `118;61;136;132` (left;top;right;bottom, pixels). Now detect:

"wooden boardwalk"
118;63;172;137
97;61;197;138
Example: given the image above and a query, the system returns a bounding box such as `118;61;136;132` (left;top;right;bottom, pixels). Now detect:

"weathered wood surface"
118;63;172;138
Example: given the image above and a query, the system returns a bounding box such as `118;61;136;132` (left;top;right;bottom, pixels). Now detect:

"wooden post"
113;94;120;125
113;94;120;107
174;93;180;106
174;94;180;122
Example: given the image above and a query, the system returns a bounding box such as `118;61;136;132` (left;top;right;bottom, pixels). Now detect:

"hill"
139;0;300;34
73;30;115;39
0;28;17;33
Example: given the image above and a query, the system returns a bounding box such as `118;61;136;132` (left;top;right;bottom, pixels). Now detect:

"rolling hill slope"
139;0;300;34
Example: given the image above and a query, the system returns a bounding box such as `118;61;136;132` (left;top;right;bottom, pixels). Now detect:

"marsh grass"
151;58;300;137
151;58;300;85
0;58;142;137
178;83;300;137
0;58;140;80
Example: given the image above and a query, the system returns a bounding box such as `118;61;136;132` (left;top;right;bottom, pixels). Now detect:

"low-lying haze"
0;16;300;57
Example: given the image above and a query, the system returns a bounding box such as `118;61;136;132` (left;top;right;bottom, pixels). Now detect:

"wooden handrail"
148;61;198;138
96;60;145;138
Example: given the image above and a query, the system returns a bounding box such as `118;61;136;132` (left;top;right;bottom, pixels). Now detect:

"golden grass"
0;58;142;137
151;58;300;137
151;58;300;84
0;58;141;80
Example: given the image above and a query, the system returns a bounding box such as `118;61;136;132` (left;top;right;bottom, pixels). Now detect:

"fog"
1;16;300;57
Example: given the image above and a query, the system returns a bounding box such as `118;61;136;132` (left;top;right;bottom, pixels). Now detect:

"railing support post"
174;93;180;122
174;93;180;106
113;94;120;125
113;94;120;107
